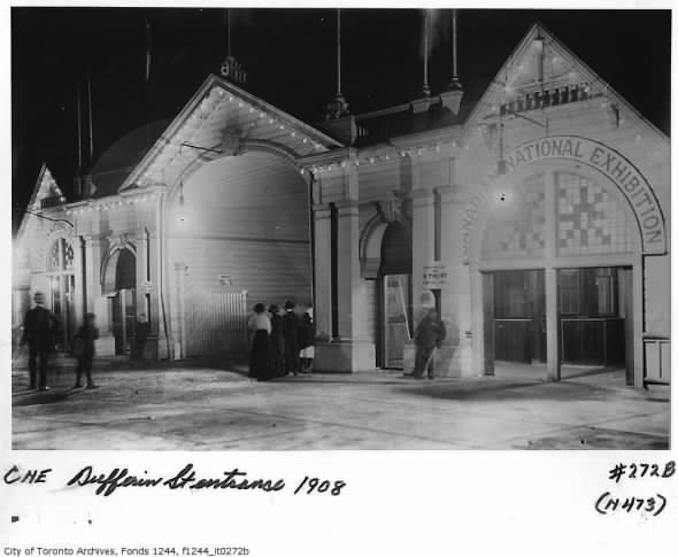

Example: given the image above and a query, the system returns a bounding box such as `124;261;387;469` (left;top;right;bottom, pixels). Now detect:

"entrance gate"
486;266;631;375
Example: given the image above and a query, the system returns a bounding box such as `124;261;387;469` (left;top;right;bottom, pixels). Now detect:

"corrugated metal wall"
185;287;248;358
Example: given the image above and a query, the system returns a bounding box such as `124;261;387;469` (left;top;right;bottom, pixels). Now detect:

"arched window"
45;237;76;348
47;238;74;271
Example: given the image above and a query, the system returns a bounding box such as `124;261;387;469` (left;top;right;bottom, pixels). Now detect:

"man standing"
134;313;150;363
20;291;59;391
407;307;446;380
282;300;300;376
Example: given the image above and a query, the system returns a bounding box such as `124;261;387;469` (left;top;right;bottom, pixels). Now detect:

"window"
47;238;74;271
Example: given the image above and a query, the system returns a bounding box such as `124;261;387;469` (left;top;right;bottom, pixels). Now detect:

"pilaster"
312;203;332;341
410;188;435;318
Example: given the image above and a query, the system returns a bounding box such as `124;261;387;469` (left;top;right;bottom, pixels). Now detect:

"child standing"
73;313;99;389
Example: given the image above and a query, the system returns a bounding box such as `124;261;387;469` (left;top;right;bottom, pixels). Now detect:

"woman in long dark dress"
247;303;271;381
268;305;286;377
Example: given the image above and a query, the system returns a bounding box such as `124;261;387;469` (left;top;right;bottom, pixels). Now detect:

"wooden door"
383;274;411;369
492;270;546;364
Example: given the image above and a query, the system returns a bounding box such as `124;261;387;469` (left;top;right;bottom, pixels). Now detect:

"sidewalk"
11;356;670;450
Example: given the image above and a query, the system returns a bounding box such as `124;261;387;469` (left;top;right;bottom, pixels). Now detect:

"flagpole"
87;75;94;161
422;10;431;97
76;82;82;197
145;17;152;146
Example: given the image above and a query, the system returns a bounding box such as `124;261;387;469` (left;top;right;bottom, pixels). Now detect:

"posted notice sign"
422;262;449;289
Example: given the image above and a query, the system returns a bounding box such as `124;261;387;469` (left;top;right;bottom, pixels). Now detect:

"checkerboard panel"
557;173;632;256
483;173;546;259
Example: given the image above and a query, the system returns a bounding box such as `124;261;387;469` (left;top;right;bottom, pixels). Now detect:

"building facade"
13;25;670;387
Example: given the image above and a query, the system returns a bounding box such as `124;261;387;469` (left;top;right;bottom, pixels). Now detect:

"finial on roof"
220;9;247;85
448;9;463;91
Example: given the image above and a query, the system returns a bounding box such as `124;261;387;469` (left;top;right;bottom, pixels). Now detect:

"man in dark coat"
20;291;59;390
408;308;446;380
134;313;150;363
282;300;300;376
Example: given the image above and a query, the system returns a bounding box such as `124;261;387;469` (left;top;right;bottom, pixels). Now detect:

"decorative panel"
483;173;545;259
557;172;632;256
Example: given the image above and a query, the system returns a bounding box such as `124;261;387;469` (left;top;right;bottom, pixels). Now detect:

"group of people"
19;291;100;390
248;300;315;381
19;291;445;391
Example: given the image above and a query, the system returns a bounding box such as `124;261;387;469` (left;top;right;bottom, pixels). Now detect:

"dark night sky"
11;8;671;230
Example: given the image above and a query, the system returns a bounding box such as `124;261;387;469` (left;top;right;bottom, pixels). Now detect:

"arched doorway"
166;151;312;360
103;247;137;355
476;164;639;381
378;222;413;369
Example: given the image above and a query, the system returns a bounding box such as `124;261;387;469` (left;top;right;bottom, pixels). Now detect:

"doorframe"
380;272;412;369
467;161;645;386
478;260;637;383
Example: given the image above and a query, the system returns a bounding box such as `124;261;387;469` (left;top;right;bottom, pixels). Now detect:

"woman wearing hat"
247;303;271;381
268;304;286;377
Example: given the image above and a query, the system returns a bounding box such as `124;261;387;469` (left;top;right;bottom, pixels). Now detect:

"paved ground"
11;356;670;450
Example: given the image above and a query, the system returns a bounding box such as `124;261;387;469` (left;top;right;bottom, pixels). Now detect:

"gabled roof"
462;22;669;144
26;163;65;211
121;74;343;193
16;163;66;240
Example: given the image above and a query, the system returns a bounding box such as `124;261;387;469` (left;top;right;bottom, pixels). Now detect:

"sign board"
422;262;449;289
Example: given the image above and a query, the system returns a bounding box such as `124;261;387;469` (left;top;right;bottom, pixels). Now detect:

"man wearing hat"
20;291;60;390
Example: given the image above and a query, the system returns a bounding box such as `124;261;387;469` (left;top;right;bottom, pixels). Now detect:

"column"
315;199;375;372
336;200;361;339
312;204;333;342
173;262;187;359
410;188;435;317
544;170;560;381
436;185;473;377
146;227;167;360
404;188;435;374
83;235;114;355
135;227;149;318
72;235;85;322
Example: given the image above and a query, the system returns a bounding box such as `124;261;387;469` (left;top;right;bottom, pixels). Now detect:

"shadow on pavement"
13;389;76;406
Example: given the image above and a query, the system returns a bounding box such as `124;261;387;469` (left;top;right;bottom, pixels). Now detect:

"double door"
487;267;629;370
49;273;76;350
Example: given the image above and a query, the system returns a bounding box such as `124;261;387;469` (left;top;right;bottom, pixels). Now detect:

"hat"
284;300;295;310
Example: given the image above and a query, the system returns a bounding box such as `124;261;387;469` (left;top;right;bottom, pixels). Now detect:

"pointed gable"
463;23;668;143
121;74;342;192
26;163;66;211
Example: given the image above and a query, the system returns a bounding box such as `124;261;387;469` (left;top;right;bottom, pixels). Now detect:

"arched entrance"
103;247;137;355
166;151;312;360
474;163;640;382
